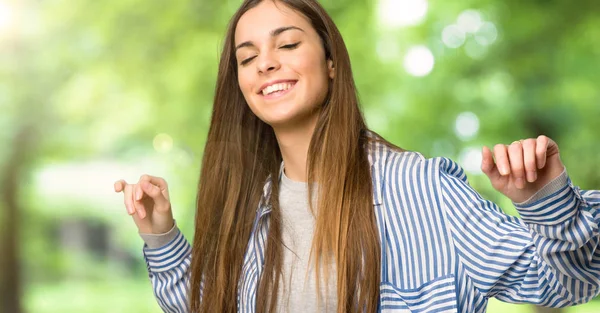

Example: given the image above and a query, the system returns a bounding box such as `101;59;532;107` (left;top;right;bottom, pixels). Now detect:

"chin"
262;115;297;128
268;111;320;130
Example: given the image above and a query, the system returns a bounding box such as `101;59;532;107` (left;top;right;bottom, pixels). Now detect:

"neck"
273;113;319;183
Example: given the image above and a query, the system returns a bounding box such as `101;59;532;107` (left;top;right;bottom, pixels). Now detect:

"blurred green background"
0;0;598;312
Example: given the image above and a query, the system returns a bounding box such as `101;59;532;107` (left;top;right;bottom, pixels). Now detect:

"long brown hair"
190;1;401;312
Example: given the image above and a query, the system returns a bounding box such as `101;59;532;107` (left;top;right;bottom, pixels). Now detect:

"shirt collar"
257;142;384;218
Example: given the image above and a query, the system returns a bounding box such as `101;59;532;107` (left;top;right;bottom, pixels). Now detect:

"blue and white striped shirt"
142;139;600;312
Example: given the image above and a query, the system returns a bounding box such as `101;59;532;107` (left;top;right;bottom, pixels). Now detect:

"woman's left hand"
481;135;566;203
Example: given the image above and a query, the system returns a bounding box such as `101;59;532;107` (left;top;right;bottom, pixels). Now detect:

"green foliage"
24;280;162;313
1;0;598;311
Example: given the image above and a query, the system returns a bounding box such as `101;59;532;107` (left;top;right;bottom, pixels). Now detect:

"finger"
134;189;147;219
481;146;500;179
507;141;525;189
493;144;510;176
136;175;153;201
135;181;144;201
114;180;126;193
132;183;146;219
123;184;136;215
522;139;537;182
536;135;549;169
138;174;169;192
140;180;170;210
130;206;149;229
138;174;169;201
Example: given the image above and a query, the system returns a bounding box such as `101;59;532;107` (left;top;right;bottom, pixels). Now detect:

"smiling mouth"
260;81;297;99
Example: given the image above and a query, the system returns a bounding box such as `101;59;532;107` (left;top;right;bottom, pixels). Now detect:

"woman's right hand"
114;174;174;234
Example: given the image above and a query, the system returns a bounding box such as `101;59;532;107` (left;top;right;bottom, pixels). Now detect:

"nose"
256;52;281;74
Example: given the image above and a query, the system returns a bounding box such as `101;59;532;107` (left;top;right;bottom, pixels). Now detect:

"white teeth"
262;82;293;96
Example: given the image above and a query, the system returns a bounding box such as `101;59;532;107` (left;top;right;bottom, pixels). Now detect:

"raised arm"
114;175;192;312
438;139;600;306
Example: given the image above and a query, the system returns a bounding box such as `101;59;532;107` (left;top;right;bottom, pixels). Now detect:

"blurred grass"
25;280;162;313
23;280;600;313
488;297;600;313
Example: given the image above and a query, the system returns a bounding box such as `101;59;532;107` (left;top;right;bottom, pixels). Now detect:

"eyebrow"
235;26;304;51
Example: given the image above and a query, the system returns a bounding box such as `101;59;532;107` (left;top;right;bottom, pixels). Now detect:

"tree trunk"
0;127;31;313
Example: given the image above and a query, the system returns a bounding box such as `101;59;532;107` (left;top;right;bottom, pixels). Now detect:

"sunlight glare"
378;0;428;29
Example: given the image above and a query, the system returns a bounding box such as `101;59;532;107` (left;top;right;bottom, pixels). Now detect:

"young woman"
113;0;600;312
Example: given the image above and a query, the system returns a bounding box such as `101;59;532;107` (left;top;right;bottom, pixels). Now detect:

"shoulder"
368;139;469;190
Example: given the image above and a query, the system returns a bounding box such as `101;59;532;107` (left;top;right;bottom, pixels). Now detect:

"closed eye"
239;42;300;66
280;42;300;49
240;56;257;66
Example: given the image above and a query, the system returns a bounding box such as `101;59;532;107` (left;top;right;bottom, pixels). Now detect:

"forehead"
235;1;312;43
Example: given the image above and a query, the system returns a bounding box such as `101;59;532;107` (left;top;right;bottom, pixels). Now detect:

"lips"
257;79;298;95
261;81;297;100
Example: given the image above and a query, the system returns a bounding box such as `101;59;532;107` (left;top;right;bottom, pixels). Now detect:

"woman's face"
234;0;334;129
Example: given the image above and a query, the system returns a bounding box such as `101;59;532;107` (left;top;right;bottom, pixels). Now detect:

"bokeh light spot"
474;22;498;46
153;133;173;153
457;9;483;33
464;39;488;59
0;2;14;30
377;0;428;29
459;147;483;174
442;24;466;48
403;46;434;77
454;111;480;141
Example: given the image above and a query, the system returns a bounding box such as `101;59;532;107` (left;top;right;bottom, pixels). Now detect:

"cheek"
237;72;255;99
237;71;248;91
297;52;328;83
296;58;329;98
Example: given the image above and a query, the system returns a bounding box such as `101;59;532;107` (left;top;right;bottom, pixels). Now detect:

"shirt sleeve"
139;221;180;249
142;224;192;313
438;157;600;307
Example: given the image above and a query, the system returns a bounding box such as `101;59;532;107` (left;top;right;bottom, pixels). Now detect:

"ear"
327;59;335;79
